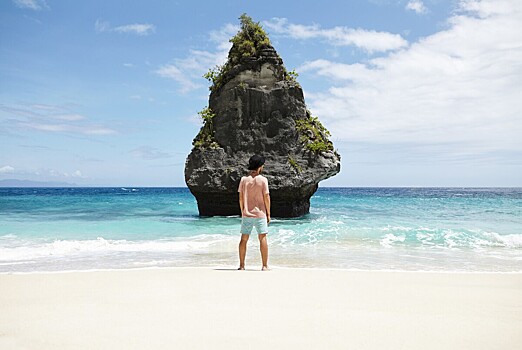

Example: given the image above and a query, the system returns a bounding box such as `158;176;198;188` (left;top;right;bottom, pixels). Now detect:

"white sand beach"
1;268;521;350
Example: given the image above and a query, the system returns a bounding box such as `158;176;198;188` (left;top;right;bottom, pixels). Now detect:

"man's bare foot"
238;267;245;270
261;266;269;271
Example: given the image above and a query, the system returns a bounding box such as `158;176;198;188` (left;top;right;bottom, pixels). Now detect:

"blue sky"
1;0;521;187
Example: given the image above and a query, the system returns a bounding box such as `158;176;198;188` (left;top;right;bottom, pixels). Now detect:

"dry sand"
1;267;521;349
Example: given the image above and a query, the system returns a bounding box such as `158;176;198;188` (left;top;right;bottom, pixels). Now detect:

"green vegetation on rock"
203;64;227;92
295;112;334;154
284;68;299;82
203;14;273;92
229;14;271;64
288;156;302;173
197;106;215;123
192;107;220;149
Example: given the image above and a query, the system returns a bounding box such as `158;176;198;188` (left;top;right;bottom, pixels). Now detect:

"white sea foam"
480;232;522;248
271;229;298;246
443;229;461;249
382;226;414;232
133;260;173;266
380;233;406;247
0;235;236;262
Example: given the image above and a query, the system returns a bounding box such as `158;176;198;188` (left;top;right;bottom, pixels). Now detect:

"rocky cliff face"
185;15;340;217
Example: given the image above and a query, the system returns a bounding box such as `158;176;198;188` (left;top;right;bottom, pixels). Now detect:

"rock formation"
185;14;340;217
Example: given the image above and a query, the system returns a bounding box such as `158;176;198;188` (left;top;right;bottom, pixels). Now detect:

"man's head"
248;154;265;172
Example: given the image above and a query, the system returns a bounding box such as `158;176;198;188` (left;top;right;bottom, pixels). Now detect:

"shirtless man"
237;155;271;271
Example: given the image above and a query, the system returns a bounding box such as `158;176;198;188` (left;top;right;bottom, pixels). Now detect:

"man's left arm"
239;192;244;215
263;191;271;224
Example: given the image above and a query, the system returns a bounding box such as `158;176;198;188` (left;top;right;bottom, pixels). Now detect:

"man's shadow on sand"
213;268;269;272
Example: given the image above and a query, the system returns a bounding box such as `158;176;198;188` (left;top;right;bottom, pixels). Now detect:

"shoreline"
1;267;521;350
2;265;522;275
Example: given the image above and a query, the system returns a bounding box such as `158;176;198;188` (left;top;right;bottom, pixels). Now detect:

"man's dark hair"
247;155;265;170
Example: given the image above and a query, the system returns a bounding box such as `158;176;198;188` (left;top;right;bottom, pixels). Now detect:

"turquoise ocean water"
0;187;521;273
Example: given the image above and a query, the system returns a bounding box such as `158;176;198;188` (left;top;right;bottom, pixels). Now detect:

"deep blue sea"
0;187;521;273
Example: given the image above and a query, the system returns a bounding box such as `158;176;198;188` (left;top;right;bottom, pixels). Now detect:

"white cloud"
156;64;202;93
299;0;522;158
30;104;60;111
457;0;514;17
406;0;428;14
95;20;156;36
13;0;47;11
53;114;85;121
18;122;116;135
209;23;239;52
156;23;237;93
0;103;117;136
0;166;15;174
95;19;111;33
18;123;69;132
0;166;89;181
264;18;408;53
45;168;87;180
0;104;87;122
130;146;172;160
82;127;117;135
72;170;83;178
114;23;156;36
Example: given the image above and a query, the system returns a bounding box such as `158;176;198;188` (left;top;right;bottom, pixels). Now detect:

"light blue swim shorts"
240;217;268;235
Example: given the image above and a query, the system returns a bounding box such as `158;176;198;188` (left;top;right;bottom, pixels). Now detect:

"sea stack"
185;14;340;217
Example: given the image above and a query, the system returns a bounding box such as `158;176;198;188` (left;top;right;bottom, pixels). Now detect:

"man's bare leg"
238;234;249;270
258;233;268;270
